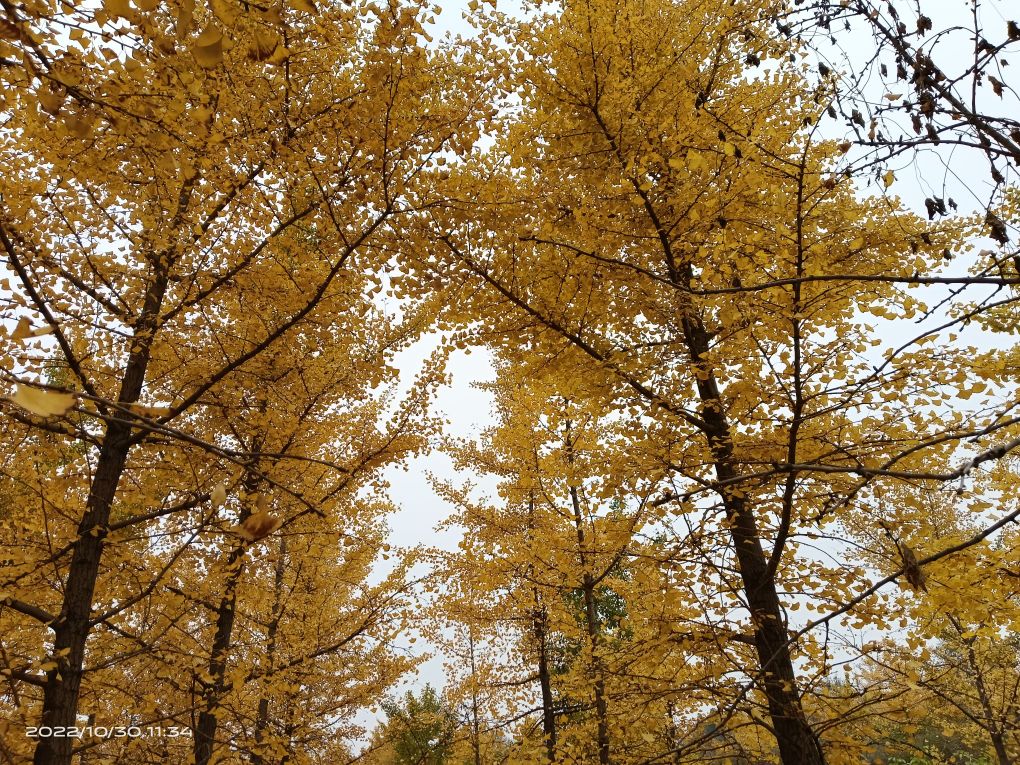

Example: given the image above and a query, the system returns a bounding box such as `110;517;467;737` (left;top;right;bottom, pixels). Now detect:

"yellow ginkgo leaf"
209;0;240;26
211;483;227;507
266;44;290;65
103;0;132;19
38;88;65;116
135;0;160;11
10;385;76;417
176;0;195;38
10;317;32;343
235;508;282;541
250;28;279;61
882;169;895;188
288;0;317;14
63;111;97;138
257;4;283;24
193;25;224;68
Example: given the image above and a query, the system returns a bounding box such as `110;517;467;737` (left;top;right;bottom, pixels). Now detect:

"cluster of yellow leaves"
0;0;494;757
398;0;1020;760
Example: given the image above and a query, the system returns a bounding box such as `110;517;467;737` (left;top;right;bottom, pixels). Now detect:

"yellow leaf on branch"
9;385;76;417
250;28;280;61
10;317;31;343
236;509;282;541
193;25;224;68
103;0;132;19
209;0;240;26
211;484;227;507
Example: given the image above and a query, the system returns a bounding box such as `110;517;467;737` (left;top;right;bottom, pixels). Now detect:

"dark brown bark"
988;719;1013;765
194;428;267;765
193;544;246;765
32;267;170;765
532;599;557;763
679;308;825;765
251;536;287;765
467;628;483;765
527;493;557;762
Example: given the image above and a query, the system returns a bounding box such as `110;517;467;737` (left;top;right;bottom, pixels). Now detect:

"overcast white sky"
384;339;497;554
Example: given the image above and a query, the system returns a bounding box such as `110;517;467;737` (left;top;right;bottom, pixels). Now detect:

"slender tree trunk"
251;536;287;765
194;431;266;765
528;493;557;762
467;628;483;765
193;543;246;765
532;597;557;763
32;267;171;765
664;702;683;765
950;617;1013;765
580;577;611;765
678;309;825;765
567;480;611;765
969;651;1013;765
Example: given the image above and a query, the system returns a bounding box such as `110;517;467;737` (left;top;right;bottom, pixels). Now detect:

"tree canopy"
1;0;1018;763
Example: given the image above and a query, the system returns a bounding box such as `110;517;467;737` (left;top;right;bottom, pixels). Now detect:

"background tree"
418;0;1020;762
429;353;773;764
792;0;1019;183
370;685;459;765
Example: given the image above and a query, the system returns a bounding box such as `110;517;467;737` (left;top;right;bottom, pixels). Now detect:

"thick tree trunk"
990;730;1013;765
680;311;825;765
32;424;132;765
32;269;170;765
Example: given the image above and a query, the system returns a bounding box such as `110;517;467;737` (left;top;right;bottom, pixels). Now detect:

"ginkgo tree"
428;352;775;764
852;477;1020;765
414;0;1020;762
0;0;495;760
4;0;1020;761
